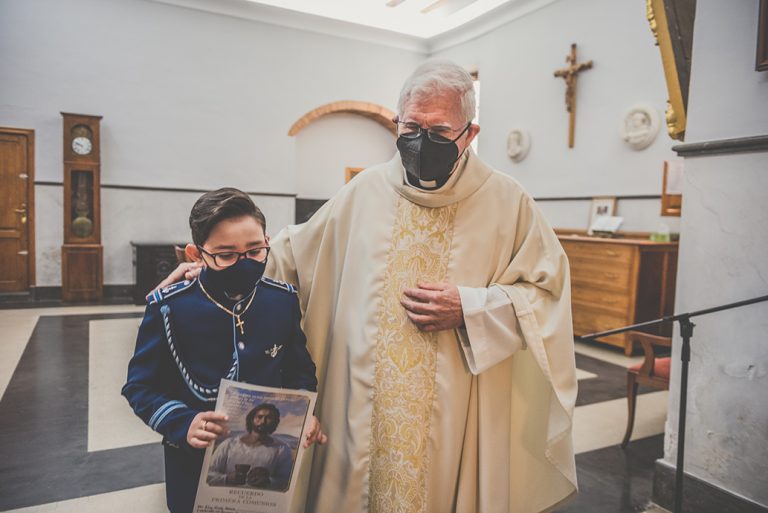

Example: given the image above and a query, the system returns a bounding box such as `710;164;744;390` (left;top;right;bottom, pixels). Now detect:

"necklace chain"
198;279;257;335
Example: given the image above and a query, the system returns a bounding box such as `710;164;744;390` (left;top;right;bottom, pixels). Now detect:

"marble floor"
0;305;669;513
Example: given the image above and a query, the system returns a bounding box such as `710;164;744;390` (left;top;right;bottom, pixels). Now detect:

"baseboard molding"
33;285;133;301
29;286;62;301
654;459;768;513
0;285;135;308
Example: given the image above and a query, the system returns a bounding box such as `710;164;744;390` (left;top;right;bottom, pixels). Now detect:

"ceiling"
152;0;559;51
242;0;527;39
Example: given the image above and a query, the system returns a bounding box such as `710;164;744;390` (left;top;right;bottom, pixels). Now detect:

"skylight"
244;0;515;39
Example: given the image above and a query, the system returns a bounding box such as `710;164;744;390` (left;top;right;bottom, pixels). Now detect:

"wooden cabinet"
558;235;678;354
131;242;185;305
61;244;102;301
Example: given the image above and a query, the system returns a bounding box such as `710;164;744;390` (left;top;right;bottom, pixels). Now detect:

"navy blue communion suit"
122;273;317;513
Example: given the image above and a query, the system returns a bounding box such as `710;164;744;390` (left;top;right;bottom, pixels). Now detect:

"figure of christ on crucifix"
554;43;593;148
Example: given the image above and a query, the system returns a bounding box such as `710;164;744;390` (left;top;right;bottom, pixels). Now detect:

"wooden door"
0;128;34;292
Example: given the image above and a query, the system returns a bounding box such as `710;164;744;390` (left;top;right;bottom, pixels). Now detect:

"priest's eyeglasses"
394;119;471;144
197;246;270;267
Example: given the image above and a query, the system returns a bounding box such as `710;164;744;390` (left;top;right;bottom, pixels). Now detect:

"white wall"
33;185;294;286
0;0;701;288
684;0;768;141
294;114;396;200
432;0;681;233
0;0;425;285
540;197;672;233
664;0;768;506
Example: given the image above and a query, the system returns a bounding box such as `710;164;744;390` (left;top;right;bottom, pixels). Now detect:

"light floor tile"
0;306;142;401
575;368;597;380
0;311;39;401
1;304;144;316
573;390;669;454
2;305;667;511
640;506;671;513
88;318;161;452
2;484;166;513
575;340;644;368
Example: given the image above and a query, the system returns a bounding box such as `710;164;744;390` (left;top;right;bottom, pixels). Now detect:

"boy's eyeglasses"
197;246;270;267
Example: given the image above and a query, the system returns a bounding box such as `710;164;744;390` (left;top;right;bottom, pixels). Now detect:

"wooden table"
558;234;678;354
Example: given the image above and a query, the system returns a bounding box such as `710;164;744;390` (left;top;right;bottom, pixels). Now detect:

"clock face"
72;136;92;155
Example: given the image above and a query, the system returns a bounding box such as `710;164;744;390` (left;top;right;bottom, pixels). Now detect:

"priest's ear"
185;243;204;264
465;123;481;147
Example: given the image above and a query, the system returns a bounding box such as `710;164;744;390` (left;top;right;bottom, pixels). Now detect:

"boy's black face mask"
203;258;265;297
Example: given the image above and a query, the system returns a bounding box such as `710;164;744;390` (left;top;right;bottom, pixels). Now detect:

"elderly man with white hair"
272;59;578;513
163;59;578;513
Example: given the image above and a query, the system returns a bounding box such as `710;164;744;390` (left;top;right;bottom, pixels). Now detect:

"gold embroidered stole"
369;197;457;513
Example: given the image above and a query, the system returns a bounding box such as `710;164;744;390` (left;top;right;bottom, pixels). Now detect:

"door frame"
0;127;35;290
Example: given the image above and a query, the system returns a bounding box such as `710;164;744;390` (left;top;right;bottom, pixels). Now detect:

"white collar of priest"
405;173;440;190
419;177;439;189
402;150;468;191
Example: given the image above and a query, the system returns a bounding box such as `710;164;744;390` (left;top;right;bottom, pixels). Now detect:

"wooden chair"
621;330;672;448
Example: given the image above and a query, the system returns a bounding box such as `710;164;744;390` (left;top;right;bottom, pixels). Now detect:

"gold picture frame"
345;167;364;183
646;0;695;141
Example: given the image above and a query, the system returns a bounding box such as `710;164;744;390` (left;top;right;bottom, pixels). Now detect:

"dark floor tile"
0;313;164;511
0;313;664;510
575;353;656;407
555;435;663;513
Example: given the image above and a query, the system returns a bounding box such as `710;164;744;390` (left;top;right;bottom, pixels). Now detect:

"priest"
271;60;577;513
161;59;578;513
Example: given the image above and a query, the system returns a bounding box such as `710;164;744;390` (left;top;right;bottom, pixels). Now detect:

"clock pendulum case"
61;113;103;301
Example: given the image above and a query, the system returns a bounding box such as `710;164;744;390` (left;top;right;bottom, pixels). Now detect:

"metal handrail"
577;294;768;341
576;294;768;513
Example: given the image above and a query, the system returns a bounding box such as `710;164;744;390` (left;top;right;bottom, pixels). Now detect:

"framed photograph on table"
587;196;617;234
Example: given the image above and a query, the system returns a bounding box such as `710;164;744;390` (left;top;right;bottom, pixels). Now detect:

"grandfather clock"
61;113;103;301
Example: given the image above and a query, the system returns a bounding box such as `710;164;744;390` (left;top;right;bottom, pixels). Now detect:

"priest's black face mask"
396;124;470;186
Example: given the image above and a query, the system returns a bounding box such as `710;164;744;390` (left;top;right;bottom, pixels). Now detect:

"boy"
122;188;325;513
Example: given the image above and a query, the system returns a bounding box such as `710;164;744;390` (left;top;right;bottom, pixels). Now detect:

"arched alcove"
288;101;397;136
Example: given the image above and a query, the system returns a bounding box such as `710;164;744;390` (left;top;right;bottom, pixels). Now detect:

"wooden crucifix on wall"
554;43;593;148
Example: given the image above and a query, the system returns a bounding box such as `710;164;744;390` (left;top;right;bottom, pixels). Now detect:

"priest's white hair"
397;59;476;124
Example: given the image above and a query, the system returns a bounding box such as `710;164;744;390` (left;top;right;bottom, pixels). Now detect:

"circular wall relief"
621;104;660;150
507;129;530;162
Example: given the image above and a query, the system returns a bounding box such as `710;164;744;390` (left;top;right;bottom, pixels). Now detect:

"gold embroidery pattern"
369;197;457;513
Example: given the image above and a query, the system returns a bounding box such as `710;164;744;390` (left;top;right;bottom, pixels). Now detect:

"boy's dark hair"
189;188;266;246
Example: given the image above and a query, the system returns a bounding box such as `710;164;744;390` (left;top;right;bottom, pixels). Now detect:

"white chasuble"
267;149;578;513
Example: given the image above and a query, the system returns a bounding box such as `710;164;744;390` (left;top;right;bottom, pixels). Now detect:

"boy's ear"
265;234;270;245
185;243;203;264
